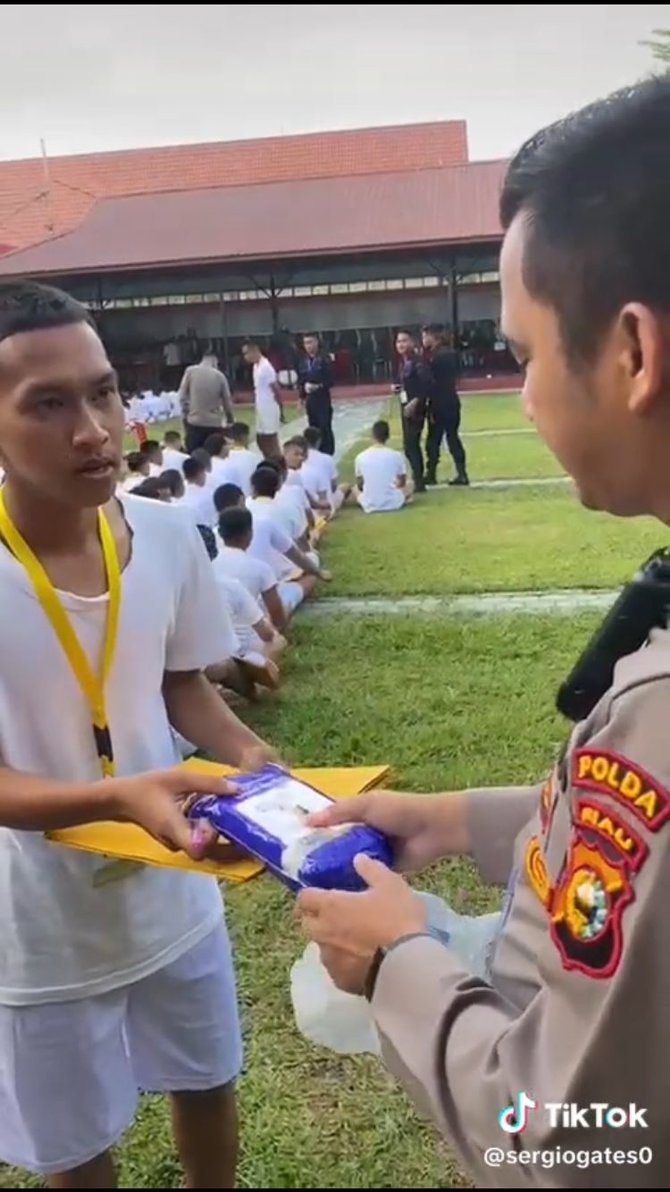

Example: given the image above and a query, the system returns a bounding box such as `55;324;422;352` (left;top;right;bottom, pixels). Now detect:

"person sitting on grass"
139;438;164;477
120;450;150;492
131;476;169;502
158;468;185;502
161;429;189;472
217;505;287;633
215;481;329;619
302;426;350;514
181;455;216;526
354;419;413;513
203;431;239;487
222;421;258;496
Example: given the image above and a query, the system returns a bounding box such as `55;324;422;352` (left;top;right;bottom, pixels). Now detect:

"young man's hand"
108;767;239;861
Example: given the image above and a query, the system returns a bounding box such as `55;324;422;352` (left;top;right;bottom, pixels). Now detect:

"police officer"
297;75;670;1187
394;328;433;492
422;323;468;486
297;333;335;455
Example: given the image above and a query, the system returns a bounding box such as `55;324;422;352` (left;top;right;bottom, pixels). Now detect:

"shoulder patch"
572;749;670;831
551;834;633;979
574;797;648;873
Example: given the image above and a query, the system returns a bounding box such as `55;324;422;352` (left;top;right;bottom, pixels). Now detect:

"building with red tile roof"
0;121;468;253
0;121;515;389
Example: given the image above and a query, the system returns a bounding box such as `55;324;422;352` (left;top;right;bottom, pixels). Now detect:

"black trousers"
426;401;467;478
402;414;425;485
306;393;335;455
185;423;216;453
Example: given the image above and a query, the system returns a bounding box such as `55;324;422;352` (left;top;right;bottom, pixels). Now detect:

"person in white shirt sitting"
354;419;414;513
222;422;258;497
139;439;164;477
216;506;287;633
215;480;328;617
158;468;186;503
203;432;241;489
181;456;216;526
302;427;350;514
120;450;150;492
161;429;189;473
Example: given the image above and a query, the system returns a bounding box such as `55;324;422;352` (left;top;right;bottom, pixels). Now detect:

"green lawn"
322;487;663;598
459;392;525;431
1;612;600;1190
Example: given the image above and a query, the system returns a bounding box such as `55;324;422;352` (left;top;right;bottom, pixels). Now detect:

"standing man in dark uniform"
298;333;335;455
422;323;469;486
395;328;433;493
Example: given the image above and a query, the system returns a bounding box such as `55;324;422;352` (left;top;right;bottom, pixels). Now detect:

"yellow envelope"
47;761;390;883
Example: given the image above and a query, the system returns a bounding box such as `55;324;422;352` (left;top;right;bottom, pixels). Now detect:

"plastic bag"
290;892;502;1055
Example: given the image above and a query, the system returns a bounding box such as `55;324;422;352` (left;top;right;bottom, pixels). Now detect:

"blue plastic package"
185;764;394;892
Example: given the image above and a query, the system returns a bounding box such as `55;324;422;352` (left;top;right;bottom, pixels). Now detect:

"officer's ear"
619;303;668;416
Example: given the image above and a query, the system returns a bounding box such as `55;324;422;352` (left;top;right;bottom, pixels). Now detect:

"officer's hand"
305;789;469;872
296;855;426;992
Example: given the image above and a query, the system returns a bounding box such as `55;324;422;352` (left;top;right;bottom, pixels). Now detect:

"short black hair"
302;331;319;340
158;468;184;498
191;447;211;471
421;323;444;337
219;506;253;543
372;419;390;443
183;456;206;482
203;431;227;457
131;477;163;500
140;439;161;458
228;421;250;444
164;429;182;445
126;451;145;472
0;281;94;345
252;465;280;499
396;327;415;338
214;482;244;513
499;75;670;362
304;427;321;449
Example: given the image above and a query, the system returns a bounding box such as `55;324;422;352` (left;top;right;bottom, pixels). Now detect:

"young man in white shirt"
216;505;287;632
161;429;189;474
0;281;278;1189
222;422;258;497
181;455;216;526
139;438;164;477
242;340;284;460
354;419;413;514
302;427;349;514
214;481;329;617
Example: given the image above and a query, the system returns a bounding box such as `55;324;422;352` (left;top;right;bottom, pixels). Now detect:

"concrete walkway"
274;397;388;463
302;589;616;618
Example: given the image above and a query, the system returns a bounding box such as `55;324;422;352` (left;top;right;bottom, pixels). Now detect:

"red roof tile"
0;122;467;252
0;161;505;279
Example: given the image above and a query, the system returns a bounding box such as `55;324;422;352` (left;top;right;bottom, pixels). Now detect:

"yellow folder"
47;760;390;883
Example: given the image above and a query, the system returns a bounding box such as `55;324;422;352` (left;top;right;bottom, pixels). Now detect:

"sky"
1;4;668;163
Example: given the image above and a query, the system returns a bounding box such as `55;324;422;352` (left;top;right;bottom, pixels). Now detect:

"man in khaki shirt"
298;75;670;1187
179;354;233;453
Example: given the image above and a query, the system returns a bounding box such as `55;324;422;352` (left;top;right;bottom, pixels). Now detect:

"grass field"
5;390;663;1189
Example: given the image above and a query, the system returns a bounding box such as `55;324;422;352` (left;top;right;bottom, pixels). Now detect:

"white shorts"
0;922;242;1176
255;403;281;436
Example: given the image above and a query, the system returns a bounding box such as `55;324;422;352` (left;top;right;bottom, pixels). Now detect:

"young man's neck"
2;478;102;553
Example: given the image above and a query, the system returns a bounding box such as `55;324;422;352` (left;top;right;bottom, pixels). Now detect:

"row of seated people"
117;423;350;701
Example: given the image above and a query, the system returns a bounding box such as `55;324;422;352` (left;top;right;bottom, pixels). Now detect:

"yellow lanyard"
0;491;121;778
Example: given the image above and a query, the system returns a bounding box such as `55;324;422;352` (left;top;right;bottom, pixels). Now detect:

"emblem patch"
550;836;633;979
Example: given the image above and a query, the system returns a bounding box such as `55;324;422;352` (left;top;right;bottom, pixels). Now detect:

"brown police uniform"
371;627;670;1187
